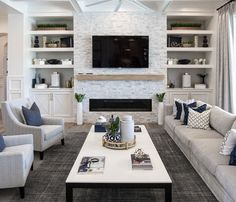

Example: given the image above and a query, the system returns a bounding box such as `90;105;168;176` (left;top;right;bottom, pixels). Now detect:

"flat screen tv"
92;36;149;68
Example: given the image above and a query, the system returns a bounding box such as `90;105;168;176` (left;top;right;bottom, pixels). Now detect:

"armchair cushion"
22;102;43;126
0;135;6;152
40;125;63;141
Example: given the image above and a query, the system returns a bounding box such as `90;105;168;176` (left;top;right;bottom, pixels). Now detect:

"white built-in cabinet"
166;13;216;105
31;89;74;121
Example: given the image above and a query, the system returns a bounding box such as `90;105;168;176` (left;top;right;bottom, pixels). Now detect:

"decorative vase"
104;133;121;143
77;102;83;125
158;102;164;125
120;115;134;142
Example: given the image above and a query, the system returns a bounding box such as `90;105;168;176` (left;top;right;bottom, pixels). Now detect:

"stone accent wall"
74;12;167;123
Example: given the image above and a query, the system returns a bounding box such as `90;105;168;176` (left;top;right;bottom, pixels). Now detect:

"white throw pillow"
188;108;210;130
220;129;236;155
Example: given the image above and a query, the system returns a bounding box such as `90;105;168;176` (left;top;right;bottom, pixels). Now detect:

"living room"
0;0;236;201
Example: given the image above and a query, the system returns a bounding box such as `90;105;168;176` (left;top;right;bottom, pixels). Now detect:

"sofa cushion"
183;104;207;125
196;100;212;109
220;129;236;155
215;165;236;201
22;102;43;126
4;144;33;170
175;125;223;148
188;108;210;130
231;120;236;129
165;115;182;131
191;139;229;175
210;106;236;136
40;125;63;141
0;135;6;152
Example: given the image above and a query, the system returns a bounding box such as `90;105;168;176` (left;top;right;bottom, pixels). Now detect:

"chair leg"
61;138;65;145
31;163;34;171
19;187;25;199
40;151;44;160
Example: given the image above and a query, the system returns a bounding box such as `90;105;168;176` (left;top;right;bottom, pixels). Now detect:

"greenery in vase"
75;93;85;103
156;93;165;102
106;116;120;136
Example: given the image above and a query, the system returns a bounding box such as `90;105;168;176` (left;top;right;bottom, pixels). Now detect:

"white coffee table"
66;125;172;202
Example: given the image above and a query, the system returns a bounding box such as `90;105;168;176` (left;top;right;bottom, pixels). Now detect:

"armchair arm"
4;134;33;147
42;117;64;125
164;104;174;117
0;152;25;186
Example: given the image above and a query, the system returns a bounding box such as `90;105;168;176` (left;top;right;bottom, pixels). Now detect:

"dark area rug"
9;124;217;202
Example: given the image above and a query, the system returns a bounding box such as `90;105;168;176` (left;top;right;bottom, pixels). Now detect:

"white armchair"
1;99;65;160
0;134;34;198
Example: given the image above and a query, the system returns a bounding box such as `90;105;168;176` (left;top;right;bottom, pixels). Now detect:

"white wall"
0;16;8;33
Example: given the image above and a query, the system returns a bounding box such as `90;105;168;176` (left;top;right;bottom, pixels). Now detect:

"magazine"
78;156;105;174
131;154;153;170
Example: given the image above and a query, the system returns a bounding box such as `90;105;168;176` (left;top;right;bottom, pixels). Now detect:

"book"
131;154;153;170
78;156;105;174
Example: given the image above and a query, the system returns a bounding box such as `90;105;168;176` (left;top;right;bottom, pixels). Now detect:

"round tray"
102;135;136;150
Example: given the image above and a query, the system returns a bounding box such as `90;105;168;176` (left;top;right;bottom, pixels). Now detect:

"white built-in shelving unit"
166;13;216;104
26;14;75;121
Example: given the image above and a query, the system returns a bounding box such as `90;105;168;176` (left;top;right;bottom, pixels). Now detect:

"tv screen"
92;36;149;68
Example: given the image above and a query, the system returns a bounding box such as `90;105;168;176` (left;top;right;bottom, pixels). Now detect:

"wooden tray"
102;135;136;150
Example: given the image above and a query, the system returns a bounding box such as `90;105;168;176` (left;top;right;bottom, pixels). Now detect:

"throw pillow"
220;129;236;155
174;99;195;120
22;102;43;126
183;104;207;125
0;135;6;152
229;145;236;165
188;108;210;130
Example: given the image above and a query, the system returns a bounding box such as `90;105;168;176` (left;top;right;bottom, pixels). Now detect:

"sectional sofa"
164;102;236;202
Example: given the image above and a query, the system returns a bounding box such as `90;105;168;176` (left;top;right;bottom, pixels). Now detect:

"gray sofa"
164;102;236;202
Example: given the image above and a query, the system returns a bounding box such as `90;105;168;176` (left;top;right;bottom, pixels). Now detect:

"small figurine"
202;36;208;47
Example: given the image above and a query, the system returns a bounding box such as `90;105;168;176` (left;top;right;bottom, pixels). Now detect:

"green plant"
156;93;165;102
75;93;85;103
106;117;120;136
171;23;201;28
37;24;67;28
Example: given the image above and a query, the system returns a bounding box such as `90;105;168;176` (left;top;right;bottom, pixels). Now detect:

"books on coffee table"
78;156;105;174
131;154;153;170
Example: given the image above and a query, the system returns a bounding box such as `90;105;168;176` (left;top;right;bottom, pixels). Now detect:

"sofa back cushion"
210;106;236;136
231;121;236;129
8;98;31;123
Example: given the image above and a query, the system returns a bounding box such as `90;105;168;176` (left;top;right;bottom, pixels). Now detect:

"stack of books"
131;154;153;170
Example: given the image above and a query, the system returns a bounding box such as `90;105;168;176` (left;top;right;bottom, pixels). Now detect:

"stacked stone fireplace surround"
74;12;167;123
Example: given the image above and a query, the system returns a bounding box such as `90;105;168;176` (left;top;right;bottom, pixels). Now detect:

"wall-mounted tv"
92;36;149;68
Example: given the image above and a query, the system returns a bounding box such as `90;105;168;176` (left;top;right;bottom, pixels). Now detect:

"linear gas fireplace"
89;99;152;112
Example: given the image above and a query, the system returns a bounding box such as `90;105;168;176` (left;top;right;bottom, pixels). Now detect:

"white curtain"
216;2;235;113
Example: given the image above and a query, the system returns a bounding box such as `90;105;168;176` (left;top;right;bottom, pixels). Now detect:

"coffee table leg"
165;184;172;202
66;184;73;202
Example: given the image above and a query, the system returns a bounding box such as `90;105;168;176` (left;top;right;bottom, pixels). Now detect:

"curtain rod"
217;0;235;11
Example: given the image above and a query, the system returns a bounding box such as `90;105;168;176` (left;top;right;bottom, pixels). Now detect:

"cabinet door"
168;92;189;105
32;92;51;116
190;92;211;104
52;92;73;117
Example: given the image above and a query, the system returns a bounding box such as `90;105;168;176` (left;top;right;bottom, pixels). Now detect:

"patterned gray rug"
9;124;217;202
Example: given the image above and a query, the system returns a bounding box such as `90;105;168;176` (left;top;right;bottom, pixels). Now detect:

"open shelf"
29;30;74;35
167;47;214;52
29;48;74;52
29;64;74;69
166;64;213;69
167;30;214;35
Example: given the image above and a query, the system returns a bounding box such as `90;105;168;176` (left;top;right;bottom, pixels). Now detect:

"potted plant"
171;23;201;30
104;116;121;142
75;93;85;125
156;93;165;125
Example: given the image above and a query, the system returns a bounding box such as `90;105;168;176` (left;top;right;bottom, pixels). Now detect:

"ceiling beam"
158;0;172;12
129;0;153;11
69;0;82;12
114;0;123;12
85;0;112;7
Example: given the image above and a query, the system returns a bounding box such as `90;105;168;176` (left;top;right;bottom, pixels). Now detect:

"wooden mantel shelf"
75;74;165;81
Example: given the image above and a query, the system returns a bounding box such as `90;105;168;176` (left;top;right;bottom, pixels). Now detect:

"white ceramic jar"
120;115;134;143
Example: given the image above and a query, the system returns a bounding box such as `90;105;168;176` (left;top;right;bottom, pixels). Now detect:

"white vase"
120;115;134;142
77;102;83;125
158;102;164;125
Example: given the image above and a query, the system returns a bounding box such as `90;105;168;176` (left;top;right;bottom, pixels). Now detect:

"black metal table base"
66;183;172;202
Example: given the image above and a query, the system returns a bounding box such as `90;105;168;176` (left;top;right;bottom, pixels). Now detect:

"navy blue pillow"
0;135;6;152
22;102;43;126
183;104;207;125
175;101;183;120
229;145;236;166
